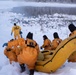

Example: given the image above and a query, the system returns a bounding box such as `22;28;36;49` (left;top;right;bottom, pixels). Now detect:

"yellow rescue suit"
12;25;21;39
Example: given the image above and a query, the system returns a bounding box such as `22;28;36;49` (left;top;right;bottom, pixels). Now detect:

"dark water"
11;6;76;17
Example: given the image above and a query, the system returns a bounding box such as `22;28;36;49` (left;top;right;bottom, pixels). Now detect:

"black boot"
20;64;25;72
29;69;34;75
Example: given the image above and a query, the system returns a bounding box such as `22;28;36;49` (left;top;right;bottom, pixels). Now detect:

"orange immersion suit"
18;39;39;70
41;39;52;50
4;38;26;63
51;38;62;50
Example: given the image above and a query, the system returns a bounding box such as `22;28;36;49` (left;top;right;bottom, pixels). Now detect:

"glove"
20;30;23;34
40;46;43;49
11;32;12;35
2;43;8;47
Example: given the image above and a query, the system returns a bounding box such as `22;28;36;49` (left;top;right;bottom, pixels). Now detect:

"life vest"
51;38;62;50
69;30;76;37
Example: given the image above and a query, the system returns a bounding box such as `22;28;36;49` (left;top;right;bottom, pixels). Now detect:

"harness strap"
25;40;37;48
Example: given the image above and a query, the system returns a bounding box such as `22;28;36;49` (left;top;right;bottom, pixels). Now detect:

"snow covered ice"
0;1;76;75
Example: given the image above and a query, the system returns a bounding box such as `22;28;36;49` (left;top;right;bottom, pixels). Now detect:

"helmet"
53;32;59;38
26;32;33;40
14;23;16;26
43;35;48;40
68;24;76;32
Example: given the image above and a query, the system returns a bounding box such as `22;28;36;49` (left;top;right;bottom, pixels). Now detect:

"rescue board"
35;35;76;73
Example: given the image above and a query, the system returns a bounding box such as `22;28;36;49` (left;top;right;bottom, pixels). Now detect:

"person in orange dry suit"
4;39;18;64
51;32;62;50
40;35;52;50
68;23;76;62
4;38;26;64
11;23;22;39
18;32;39;75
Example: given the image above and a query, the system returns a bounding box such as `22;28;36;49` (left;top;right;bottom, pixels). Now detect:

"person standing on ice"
18;32;39;75
11;23;22;39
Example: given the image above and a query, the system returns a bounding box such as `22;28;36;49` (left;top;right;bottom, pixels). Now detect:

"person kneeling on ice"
18;32;39;75
51;32;62;50
40;35;52;50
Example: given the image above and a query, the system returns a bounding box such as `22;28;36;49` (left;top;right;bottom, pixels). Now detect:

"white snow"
0;1;76;75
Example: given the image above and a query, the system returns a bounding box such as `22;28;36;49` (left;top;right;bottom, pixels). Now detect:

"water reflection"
11;6;76;17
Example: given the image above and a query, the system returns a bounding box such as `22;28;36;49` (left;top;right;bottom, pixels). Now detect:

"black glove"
20;30;23;34
2;43;8;47
40;46;42;49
